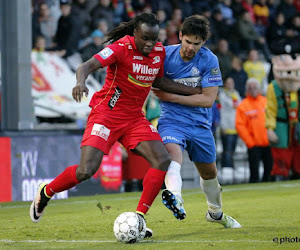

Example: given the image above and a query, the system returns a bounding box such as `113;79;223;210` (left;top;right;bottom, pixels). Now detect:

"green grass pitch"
1;180;300;249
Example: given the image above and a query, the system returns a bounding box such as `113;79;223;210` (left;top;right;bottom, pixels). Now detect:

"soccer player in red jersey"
30;13;200;236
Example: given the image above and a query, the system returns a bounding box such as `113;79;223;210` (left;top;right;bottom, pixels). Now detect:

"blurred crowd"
31;0;300;183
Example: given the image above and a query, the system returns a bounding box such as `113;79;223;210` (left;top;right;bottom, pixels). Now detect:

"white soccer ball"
113;212;146;243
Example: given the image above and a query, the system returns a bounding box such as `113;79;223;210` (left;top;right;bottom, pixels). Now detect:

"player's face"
134;23;159;56
179;33;205;61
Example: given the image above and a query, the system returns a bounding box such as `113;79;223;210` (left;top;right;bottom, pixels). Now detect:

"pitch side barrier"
0;130;122;202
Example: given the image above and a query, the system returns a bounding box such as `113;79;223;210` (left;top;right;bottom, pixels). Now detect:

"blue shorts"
158;122;216;163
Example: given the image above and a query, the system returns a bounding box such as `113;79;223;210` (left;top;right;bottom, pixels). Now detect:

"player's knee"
156;156;172;172
201;169;217;180
76;163;98;181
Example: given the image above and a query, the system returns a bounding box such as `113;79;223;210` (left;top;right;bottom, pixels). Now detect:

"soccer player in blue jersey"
153;15;241;228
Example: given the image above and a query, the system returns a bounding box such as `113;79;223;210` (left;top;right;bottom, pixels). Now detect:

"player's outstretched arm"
153;86;218;108
152;77;201;95
72;57;102;103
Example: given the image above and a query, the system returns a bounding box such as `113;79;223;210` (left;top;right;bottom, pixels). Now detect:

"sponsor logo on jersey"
128;74;153;87
133;56;143;60
211;68;220;75
191;67;200;76
154;46;163;51
174;77;202;87
166;71;175;75
91;124;110;140
128;45;132;49
208;76;222;83
132;63;160;75
108;86;122;109
153;56;160;64
98;47;114;59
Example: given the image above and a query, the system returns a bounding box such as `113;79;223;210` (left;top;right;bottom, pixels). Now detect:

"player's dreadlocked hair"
103;13;159;44
181;15;210;41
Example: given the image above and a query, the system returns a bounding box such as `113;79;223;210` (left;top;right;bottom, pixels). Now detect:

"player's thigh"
134;140;171;171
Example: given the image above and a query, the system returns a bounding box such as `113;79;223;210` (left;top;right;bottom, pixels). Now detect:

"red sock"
136;168;166;215
45;165;80;197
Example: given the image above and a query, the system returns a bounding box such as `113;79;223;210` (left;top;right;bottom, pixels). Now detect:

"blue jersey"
159;45;223;129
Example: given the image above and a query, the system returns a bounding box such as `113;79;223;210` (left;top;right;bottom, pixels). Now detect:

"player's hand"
72;83;89;103
196;85;202;94
152;88;175;102
267;129;278;144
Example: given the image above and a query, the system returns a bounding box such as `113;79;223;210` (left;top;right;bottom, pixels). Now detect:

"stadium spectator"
38;2;58;48
235;78;273;183
253;0;270;26
228;56;248;98
243;49;267;89
90;0;114;30
231;0;246;20
96;18;109;36
219;76;241;169
253;0;270;38
214;39;233;80
80;29;104;62
53;0;81;58
166;21;180;45
266;12;287;54
32;35;47;52
210;8;232;46
79;29;106;84
241;0;256;23
233;10;271;61
153;15;241;228
295;0;300;12
217;0;235;25
158;28;168;46
32;2;42;48
178;0;193;19
156;9;168;28
147;0;175;20
285;14;300;44
112;0;134;27
276;0;298;24
30;13;201;237
33;35;67;57
71;0;92;44
267;0;277;21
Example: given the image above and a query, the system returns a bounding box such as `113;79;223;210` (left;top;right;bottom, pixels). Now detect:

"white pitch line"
1;182;300;210
0;239;272;244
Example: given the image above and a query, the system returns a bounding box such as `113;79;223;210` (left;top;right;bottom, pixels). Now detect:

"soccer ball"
113;212;146;243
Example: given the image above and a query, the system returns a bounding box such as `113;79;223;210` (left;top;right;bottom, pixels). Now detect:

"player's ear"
179;31;183;41
133;28;138;37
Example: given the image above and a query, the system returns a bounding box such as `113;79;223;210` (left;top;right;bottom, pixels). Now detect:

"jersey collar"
128;35;137;50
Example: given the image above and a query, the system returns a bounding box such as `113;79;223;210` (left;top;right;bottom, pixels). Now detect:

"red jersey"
92;35;165;119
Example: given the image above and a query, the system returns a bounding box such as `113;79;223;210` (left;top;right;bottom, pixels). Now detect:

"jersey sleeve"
201;54;223;88
156;46;166;78
93;43;123;67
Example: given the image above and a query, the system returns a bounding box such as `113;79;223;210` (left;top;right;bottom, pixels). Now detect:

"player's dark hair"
181;15;210;41
103;13;159;44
